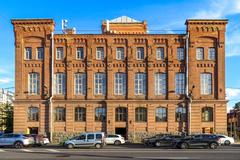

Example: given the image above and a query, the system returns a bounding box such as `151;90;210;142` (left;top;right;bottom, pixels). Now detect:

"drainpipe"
186;31;191;135
49;31;54;142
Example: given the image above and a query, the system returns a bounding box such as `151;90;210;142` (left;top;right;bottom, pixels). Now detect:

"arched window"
55;107;66;121
115;107;127;122
202;107;213;122
95;106;106;122
156;107;167;122
176;105;186;122
135;107;147;122
28;107;39;121
75;107;86;122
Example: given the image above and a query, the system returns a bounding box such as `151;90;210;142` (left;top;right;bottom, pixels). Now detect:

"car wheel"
155;141;161;147
114;140;121;145
209;142;218;149
180;143;188;149
14;141;24;149
67;144;74;149
224;140;230;146
95;143;102;149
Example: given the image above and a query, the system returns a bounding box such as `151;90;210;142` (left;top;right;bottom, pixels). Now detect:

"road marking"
0;149;5;152
20;149;33;152
136;157;198;160
45;149;60;152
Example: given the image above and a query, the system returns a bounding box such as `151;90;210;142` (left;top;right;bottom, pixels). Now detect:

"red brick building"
12;16;228;142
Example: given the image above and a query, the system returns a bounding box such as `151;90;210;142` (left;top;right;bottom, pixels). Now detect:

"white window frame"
116;47;124;60
25;47;32;60
36;47;44;60
177;47;184;61
196;47;204;60
56;47;64;60
28;73;40;95
155;73;166;95
134;73;146;95
76;47;84;60
136;47;144;60
94;73;106;95
156;47;164;60
175;73;185;94
201;73;212;95
114;73;126;95
74;73;86;95
55;73;66;95
208;48;216;60
96;47;104;60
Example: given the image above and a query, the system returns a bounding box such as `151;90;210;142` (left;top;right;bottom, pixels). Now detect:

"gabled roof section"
109;16;140;23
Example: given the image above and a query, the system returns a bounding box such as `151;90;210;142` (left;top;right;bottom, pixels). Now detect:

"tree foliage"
0;103;13;133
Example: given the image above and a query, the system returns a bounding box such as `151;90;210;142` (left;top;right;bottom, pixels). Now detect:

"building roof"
109;16;140;23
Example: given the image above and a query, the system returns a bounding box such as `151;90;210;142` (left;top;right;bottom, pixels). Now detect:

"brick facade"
12;17;228;142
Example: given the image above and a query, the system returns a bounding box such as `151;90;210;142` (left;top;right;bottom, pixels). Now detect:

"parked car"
0;133;35;148
154;135;184;147
142;134;169;146
216;134;235;145
64;132;105;149
105;134;125;145
43;136;50;145
175;134;220;149
24;134;50;146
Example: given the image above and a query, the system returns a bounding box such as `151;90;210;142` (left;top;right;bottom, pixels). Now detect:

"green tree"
234;102;240;110
0;103;13;133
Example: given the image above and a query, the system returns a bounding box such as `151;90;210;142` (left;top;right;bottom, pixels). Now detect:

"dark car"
175;134;220;149
142;134;169;146
154;135;184;147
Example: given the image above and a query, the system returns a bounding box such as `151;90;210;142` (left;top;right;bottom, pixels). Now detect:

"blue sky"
0;0;239;110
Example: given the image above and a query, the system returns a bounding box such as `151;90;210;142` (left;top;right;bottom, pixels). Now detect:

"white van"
64;132;105;149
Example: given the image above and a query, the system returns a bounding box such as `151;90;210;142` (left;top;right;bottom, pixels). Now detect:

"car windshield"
70;136;79;140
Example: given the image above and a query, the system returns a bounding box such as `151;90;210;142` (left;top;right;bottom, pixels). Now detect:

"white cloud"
0;78;13;84
193;0;240;19
226;88;240;100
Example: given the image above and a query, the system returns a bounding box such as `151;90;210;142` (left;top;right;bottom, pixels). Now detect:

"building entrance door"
115;128;127;139
28;127;38;134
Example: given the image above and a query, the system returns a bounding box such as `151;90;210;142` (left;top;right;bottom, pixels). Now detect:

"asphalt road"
0;144;240;160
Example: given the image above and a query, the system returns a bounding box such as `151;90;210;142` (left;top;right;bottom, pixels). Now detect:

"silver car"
0;133;34;148
64;132;105;149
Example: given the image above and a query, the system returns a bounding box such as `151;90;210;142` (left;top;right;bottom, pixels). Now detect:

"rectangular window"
54;73;66;95
55;107;65;121
208;48;215;60
201;73;212;95
135;73;146;95
96;47;104;60
196;47;204;60
156;47;164;60
28;73;40;95
94;73;106;95
95;107;106;122
25;47;32;60
74;73;86;95
56;47;64;60
136;47;144;60
76;47;84;60
114;73;127;95
36;47;44;60
177;47;184;61
156;107;167;122
175;73;185;94
116;47;124;60
155;73;166;95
